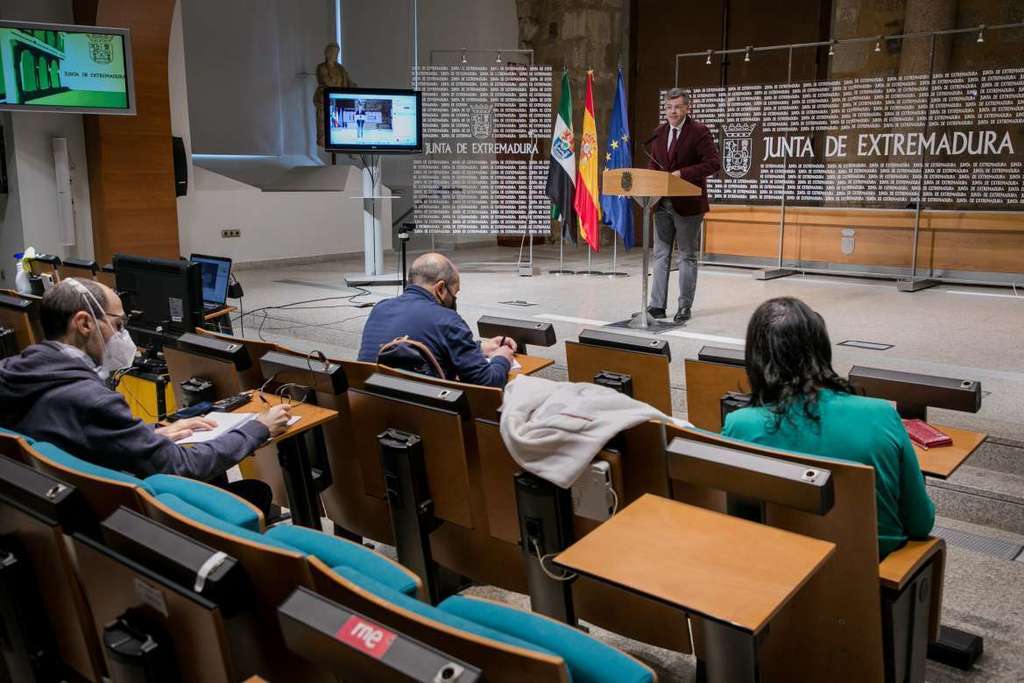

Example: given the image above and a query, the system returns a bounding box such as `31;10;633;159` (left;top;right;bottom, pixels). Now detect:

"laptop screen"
189;254;232;305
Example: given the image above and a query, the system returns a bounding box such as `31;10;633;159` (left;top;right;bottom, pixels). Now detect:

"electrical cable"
109;368;159;420
530;538;577;582
230;286;373;323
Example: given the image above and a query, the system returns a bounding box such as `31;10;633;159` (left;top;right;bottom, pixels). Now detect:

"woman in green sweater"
722;296;935;557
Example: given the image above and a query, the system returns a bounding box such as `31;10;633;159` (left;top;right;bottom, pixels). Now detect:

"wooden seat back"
308;558;572;683
566;341;672;414
667;424;886;681
137;491;330;682
0;437;106;681
59;263;99;282
0;293;44;352
347;387;474;529
194;329;284;385
73;534;237;682
24;442;143;521
472;418;691;653
163;347;260;406
682;358;750;432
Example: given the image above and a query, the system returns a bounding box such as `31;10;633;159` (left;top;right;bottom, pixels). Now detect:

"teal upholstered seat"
440;595;654;683
32;441;154;493
154;494;418;597
144;474;261;533
153;494;295;551
0;427;33;444
265;524;419;597
336;567;554;656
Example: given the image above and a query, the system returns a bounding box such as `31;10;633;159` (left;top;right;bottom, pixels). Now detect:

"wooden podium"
603;169;700;329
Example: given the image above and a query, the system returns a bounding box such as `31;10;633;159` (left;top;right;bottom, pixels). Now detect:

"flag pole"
607;233;628;277
577;237;605;275
549;223;575;274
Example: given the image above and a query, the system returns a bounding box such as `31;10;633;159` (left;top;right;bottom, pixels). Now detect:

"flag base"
626;312;656;329
606;315;687;333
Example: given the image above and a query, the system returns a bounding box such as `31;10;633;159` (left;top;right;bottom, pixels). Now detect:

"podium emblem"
723;123;755;178
621;171;633;191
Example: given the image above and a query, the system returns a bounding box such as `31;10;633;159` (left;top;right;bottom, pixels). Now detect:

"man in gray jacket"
0;278;290;482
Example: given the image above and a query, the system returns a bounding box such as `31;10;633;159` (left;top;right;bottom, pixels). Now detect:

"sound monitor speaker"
578;329;671;360
259;350;347;395
363;373;469;416
172;136;187;197
477;316;556;352
175;332;253;371
61;257;99;274
848;365;982;420
697;345;745;366
99;508;250;613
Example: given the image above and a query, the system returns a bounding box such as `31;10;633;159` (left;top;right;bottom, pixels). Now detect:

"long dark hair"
744;297;851;426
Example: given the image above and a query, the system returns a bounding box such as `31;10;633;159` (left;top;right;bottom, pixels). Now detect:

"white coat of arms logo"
723;123;756;178
470;103;493;139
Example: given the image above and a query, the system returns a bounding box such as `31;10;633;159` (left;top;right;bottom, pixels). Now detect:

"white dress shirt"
666;118;686;155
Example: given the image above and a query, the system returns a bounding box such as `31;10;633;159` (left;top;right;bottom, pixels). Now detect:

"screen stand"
345;154;403;288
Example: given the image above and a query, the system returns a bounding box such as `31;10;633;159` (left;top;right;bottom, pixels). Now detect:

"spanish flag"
573;70;601;251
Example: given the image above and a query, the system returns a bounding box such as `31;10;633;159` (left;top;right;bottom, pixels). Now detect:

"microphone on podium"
644;123;666;145
642;123;667;170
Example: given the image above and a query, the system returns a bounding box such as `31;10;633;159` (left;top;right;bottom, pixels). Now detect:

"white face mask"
101;326;138;373
66;279;137;373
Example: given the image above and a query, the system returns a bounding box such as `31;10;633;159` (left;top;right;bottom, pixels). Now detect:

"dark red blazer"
645;116;721;216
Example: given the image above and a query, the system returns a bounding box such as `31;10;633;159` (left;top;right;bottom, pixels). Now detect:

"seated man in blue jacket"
358;253;516;387
0;278;291;486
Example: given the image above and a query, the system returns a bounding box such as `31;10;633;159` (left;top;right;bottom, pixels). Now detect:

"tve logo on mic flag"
573;70;602;252
600;67;634;249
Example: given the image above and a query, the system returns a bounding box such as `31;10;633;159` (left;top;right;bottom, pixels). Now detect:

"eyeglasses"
101;312;127;333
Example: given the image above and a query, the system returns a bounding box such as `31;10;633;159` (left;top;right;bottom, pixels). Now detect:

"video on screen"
325;89;420;152
0;22;132;113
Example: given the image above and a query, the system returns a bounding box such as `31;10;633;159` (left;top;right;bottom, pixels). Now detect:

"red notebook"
902;419;953;449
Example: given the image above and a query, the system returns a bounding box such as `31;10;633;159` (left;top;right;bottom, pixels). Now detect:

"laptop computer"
189;254;233;313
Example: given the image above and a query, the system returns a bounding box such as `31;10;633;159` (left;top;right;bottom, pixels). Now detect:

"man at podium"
645;88;721;323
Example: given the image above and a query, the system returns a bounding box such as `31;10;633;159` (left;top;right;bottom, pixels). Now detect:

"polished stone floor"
234;243;1024;681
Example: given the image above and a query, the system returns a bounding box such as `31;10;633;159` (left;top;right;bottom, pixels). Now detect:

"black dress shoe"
674;307;692;323
647;306;666;319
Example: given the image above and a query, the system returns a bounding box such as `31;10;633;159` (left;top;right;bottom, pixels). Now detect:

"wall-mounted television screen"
0;20;134;115
324;87;421;154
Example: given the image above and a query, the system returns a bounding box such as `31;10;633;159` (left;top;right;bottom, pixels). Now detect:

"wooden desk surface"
233;391;338;443
555;494;836;634
913;425;986;479
510;353;554;378
203;305;238;322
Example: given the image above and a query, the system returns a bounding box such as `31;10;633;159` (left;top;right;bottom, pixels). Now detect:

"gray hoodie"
0;341;269;481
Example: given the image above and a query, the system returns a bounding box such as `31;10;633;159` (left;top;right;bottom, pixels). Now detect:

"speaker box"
172;136;187;197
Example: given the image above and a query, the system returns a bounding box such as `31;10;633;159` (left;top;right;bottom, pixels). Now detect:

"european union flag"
600;68;634;248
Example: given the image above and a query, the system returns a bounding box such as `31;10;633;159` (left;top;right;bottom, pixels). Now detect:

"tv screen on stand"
0;20;135;115
323;87;421;154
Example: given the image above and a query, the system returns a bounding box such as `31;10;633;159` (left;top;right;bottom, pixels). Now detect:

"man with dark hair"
0;278;291;482
358;253;516;387
645;87;721;323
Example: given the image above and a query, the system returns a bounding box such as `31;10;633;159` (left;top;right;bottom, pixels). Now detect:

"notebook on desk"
176;412;257;444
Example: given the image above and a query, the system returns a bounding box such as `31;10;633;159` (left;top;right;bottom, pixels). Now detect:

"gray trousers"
650;201;703;311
